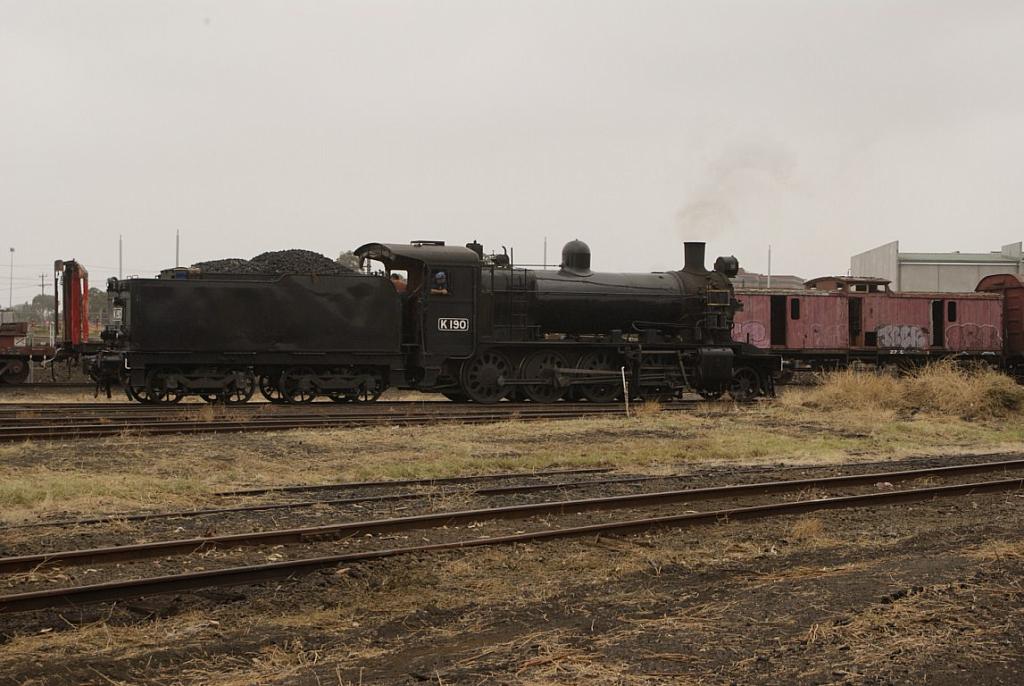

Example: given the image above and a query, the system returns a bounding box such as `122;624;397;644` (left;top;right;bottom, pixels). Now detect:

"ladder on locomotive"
703;287;733;336
506;269;535;339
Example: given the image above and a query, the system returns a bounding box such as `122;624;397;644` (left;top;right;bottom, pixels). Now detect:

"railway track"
1;467;620;530
0;382;95;391
2;458;1022;614
5;456;1018;530
0;401;452;411
0;397;714;414
0;400;705;442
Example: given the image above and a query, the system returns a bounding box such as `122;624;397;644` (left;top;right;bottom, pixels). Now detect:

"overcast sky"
3;0;1023;302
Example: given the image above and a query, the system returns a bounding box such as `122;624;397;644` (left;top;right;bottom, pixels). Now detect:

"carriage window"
790;298;800;320
947;301;957;322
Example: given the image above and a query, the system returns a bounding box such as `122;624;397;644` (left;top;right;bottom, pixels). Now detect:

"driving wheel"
460;351;513;403
520;351;568;403
576;351;621;403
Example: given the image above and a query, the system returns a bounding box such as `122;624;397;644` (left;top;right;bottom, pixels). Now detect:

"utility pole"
8;247;13;309
543;237;547;270
119;234;123;279
39;274;52;348
175;230;180;267
767;244;772;289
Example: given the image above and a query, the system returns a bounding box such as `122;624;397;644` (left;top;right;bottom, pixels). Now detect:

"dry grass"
787;516;829;545
800;578;1022;676
191;403;217;422
0;468;203;523
782;361;1024;419
4;372;1024;523
631;400;664;419
965;537;1024;562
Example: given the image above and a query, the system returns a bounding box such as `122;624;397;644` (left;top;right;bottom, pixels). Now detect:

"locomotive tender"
96;240;781;403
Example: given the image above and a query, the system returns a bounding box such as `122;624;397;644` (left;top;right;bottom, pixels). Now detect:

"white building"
850;241;1023;292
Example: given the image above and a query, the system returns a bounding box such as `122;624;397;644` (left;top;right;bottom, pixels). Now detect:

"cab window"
430;270;450;295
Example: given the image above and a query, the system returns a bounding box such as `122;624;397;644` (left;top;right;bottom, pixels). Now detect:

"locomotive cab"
355;241;481;386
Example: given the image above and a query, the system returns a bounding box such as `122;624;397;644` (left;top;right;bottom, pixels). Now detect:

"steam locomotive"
93;240;781;403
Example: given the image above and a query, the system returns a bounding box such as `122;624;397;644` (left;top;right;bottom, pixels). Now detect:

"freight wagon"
733;275;1016;378
0;260;95;385
977;273;1024;380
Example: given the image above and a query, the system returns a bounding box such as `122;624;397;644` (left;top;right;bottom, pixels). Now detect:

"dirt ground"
2;395;1024;684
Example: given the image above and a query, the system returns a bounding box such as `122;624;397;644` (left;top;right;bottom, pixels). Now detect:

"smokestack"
683;242;706;272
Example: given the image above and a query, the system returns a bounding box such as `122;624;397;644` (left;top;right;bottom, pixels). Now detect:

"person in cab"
430;271;449;295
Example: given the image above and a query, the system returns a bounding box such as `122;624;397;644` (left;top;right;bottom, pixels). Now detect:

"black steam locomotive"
95;240;780;403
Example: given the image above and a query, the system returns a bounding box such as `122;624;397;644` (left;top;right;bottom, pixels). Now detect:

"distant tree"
336;251;361;271
12;294;55;323
87;288;110;324
9;289;112;326
32;294;55;311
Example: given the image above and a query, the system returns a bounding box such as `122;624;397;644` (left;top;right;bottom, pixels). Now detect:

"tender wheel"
520;351;568;403
325;368;385;402
346;386;383;402
576;351;621;403
325;367;354;402
280;367;318;403
346;367;385;402
204;371;255;404
728;367;762;402
259;374;287;403
460;351;513;403
222;371;255;404
1;359;30;385
127;384;159;404
145;368;185;404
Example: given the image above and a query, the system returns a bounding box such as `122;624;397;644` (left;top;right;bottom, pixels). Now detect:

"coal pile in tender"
193;249;354;275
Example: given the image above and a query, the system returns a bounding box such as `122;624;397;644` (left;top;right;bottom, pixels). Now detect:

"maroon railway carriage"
733;276;1005;374
976;273;1024;380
